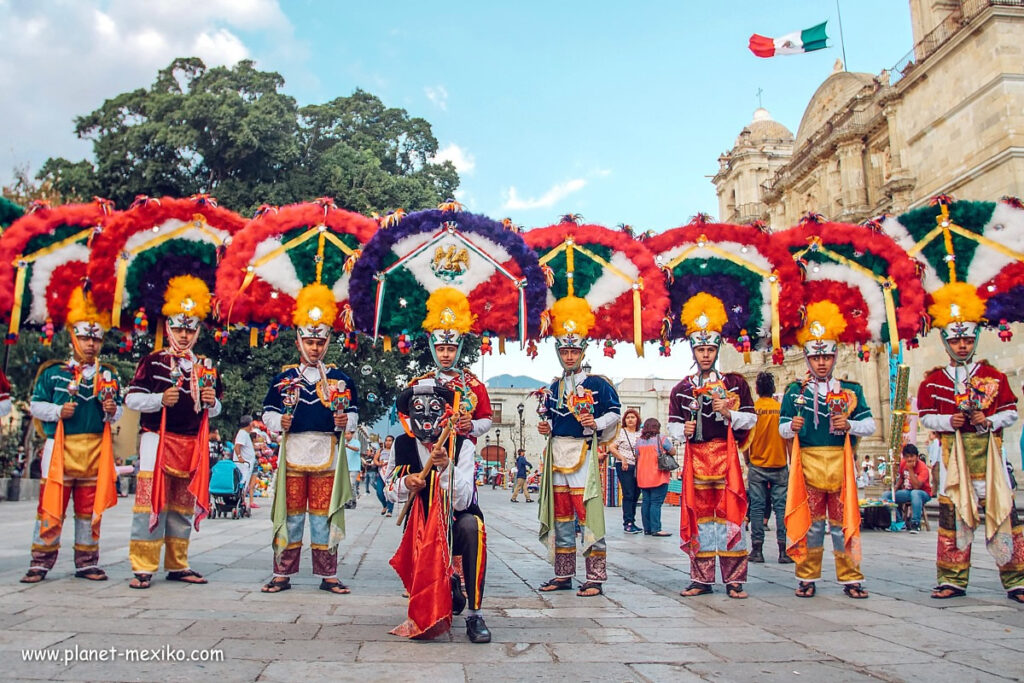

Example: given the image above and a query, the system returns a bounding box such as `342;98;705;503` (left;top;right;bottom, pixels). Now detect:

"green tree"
37;58;458;215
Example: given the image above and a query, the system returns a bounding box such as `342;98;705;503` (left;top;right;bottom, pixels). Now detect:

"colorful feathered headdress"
65;286;110;339
645;222;803;362
422;287;475;347
680;292;728;348
349;207;546;352
928;281;985;340
796;300;848;356
525;220;668;356
292;283;338;340
163;275;212;330
551;295;595;349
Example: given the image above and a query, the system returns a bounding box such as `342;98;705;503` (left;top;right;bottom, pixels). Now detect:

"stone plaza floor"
0;485;1022;682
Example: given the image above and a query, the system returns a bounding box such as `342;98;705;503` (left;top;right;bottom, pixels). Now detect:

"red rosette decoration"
523;221;669;355
645;222;803;355
87;196;245;331
0;199;118;336
215;201;377;334
776;220;925;347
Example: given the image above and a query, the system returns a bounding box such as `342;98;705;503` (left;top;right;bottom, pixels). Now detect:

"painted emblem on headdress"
431;244;470;282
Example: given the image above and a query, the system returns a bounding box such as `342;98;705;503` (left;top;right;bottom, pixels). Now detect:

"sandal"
539;577;573;592
931;585;966;599
20;568;47;584
726;582;748;599
261;577;291;593
843;583;869;599
319;578;350;595
129;573;152;590
74;567;108;581
576;581;603;597
794;581;816;598
651;531;672;537
679;581;713;597
166;569;207;584
1008;589;1024;604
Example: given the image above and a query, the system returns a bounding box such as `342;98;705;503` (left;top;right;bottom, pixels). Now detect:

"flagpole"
835;0;848;71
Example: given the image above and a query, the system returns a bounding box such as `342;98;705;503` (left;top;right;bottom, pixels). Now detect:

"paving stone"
703;640;837;663
467;662;639;681
357;641;552;663
548;642;720;664
684;660;882;682
216;637;358;662
260;661;465;682
180;619;321;640
943;648;1024;679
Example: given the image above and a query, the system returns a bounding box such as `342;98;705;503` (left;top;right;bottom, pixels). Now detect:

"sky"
0;0;914;382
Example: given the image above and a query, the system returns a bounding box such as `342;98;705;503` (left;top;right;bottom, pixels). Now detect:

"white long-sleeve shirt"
383;436;476;513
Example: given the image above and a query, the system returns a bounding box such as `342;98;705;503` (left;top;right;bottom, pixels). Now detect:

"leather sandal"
931;585;966;599
261;577;291;593
725;582;748;599
679;581;713;597
129;573;152;590
74;567;108;581
20;568;47;584
538;577;573;592
843;583;869;599
795;581;816;598
319;578;351;594
1008;589;1024;604
576;581;603;597
166;569;207;584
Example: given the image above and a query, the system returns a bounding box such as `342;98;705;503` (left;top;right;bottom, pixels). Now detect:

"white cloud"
424;84;448;111
433;143;475;174
502;178;587;211
0;0;294;185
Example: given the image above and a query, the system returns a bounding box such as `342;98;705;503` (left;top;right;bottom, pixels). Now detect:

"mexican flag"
749;21;828;58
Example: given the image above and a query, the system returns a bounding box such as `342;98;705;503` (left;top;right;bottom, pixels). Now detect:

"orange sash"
90;423;118;539
40;420;67;533
784;436;811;563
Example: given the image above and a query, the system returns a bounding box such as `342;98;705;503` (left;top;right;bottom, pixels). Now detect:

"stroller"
209;459;250;519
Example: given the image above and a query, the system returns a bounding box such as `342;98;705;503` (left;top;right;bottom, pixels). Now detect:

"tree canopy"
36;57;459;216
7;57;472;434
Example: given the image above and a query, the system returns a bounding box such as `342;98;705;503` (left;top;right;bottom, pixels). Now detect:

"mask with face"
397;383;455;443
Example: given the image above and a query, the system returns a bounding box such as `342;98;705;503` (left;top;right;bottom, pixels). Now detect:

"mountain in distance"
486;373;545;389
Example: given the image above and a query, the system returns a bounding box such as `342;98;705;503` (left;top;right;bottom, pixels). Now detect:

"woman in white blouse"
608;408;642;534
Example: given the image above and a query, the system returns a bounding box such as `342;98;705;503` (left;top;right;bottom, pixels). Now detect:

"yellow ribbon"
9;264;27;338
111;256;130;328
250;326;259;347
907;208;1024;281
566;240;575;297
315;231;326;284
383;336;392;352
632;284;643;357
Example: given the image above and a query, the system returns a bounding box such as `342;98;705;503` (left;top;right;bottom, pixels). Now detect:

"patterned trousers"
936;496;1024;590
796;486;863;583
275;470;337;577
129;472;196;573
690;480;748;585
29;479;100;571
553;485;607;583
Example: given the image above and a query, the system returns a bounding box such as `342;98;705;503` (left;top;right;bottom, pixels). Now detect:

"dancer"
22;288;122;583
261;284;359;595
669;293;755;599
127;276;221;589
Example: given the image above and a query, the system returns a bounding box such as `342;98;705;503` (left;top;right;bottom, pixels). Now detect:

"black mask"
397;384;455;443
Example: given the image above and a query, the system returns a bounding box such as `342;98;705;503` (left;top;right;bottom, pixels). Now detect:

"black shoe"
748;542;765;563
465;615;491;643
778;542;794;564
451;574;466;616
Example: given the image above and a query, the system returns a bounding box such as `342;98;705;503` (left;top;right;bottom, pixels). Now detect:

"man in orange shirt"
746;372;793;565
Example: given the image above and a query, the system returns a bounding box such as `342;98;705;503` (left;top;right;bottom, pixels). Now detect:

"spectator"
608;408;642;534
510;449;533;502
745;372;793;564
234;416;258;510
882;444;932;533
208;428;225;465
373;435;395;516
634;417;675;537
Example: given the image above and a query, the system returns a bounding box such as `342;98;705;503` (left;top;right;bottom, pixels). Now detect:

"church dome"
734;108;793;147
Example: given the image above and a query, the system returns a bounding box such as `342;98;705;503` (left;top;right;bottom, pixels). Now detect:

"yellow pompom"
680;293;728;335
422;287;475;333
161;275;211;320
551;295;594;338
796;300;848;345
292;283;338;328
928;282;985;328
65;287;111;329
